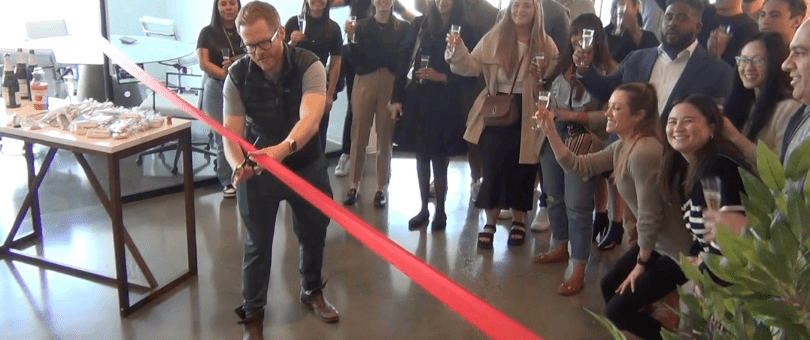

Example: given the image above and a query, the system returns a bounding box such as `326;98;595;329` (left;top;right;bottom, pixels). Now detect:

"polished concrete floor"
0;135;631;340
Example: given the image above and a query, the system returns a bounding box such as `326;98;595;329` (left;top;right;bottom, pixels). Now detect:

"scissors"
232;137;261;185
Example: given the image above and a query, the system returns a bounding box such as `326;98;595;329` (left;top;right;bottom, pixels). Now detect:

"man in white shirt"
574;0;734;120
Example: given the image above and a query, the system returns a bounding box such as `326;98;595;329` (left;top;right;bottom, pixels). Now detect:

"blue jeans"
539;139;595;263
202;77;233;188
238;157;332;315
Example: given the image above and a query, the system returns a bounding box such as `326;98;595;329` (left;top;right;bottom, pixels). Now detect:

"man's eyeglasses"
735;56;766;67
241;28;280;54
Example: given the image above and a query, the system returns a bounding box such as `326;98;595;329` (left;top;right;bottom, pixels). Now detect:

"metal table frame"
0;125;197;317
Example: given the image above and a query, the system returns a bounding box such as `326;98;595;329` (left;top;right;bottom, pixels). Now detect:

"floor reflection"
1;146;628;339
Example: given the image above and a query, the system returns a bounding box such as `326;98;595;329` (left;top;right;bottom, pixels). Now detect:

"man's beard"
662;31;695;55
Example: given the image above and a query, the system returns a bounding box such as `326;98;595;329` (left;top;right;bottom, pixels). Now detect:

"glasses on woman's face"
241;28;280;54
734;56;766;67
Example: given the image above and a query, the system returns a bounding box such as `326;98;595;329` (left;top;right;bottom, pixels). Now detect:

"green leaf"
703;254;739;284
748;299;798;323
785;138;810;181
715;224;754;265
757;141;787;192
741;193;771;240
754;241;792;288
787;189;810;243
751;322;773;340
740;167;777;211
771;220;800;269
660;329;680;340
584;308;626;340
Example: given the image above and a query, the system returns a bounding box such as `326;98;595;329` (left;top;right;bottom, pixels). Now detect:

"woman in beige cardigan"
446;0;558;249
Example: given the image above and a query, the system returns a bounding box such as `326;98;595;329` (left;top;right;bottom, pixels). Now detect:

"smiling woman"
723;32;800;154
197;0;244;198
660;94;753;286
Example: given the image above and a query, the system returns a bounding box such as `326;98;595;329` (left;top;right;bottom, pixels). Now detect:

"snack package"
86;128;112;139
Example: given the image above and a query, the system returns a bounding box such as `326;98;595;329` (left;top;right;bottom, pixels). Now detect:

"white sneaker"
498;209;512;219
223;184;236;198
530;207;550;231
470;180;481;202
334;153;350;177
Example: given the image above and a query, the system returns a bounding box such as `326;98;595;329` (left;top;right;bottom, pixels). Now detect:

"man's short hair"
666;0;705;19
236;1;281;29
764;0;807;19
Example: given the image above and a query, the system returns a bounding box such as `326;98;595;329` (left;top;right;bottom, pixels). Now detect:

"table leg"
181;128;198;274
72;152;158;289
107;152;130;316
2;147;57;250
24;143;44;239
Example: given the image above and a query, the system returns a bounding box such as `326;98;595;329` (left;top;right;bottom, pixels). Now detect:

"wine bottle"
15;48;30;100
3;53;20;108
27;50;37;92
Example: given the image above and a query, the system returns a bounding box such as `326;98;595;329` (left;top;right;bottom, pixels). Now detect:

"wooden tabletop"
1;99;191;154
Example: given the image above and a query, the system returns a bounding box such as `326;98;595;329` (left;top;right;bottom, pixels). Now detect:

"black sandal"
477;224;496;249
507;221;526;246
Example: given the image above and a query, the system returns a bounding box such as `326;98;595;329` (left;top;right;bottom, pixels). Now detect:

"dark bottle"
27;50;37;94
15;48;29;100
3;53;20;108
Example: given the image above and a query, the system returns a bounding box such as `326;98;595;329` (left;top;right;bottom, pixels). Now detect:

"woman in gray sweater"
534;82;693;340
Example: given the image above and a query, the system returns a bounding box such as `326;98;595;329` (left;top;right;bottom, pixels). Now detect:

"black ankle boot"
431;210;447;231
408;210;430;230
593;212;609;243
597;221;624;251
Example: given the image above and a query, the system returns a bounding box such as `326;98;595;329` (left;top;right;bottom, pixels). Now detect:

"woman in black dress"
390;0;474;230
284;0;344;153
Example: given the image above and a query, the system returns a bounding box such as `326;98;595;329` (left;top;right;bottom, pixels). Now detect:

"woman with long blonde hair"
446;0;558;249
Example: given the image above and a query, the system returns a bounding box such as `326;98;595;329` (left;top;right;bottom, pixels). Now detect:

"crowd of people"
197;0;810;338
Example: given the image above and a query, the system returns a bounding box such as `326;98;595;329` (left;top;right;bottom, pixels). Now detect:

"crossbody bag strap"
485;47;528;97
507;50;528;96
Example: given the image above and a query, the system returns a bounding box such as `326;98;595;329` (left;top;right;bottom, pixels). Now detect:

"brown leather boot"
234;306;264;340
300;281;340;323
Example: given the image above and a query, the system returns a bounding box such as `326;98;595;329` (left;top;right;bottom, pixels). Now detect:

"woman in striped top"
660;94;754;285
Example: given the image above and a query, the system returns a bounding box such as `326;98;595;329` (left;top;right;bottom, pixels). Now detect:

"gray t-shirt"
223;61;327;117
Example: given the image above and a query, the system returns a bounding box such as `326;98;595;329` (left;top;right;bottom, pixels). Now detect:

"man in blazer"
572;0;734;121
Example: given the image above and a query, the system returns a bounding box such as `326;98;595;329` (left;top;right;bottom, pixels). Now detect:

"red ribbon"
98;36;544;340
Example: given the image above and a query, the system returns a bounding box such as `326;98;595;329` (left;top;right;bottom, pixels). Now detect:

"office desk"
13;34;195;65
0;101;197;317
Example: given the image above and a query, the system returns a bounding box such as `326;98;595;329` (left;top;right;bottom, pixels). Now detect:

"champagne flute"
613;3;626;36
581;29;595;50
221;48;230;62
700;176;722;249
533;90;551;131
700;176;721;210
347;16;358;43
298;14;307;34
532;53;546;75
449;25;462;54
418;55;430;84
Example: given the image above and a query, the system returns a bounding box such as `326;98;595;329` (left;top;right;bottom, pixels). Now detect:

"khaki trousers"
349;69;395;188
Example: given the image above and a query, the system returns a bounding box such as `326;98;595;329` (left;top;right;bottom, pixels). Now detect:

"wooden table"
0;101;197;317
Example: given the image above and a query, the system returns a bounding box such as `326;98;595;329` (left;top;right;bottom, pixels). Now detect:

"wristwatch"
637;256;650;268
285;139;297;154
